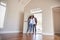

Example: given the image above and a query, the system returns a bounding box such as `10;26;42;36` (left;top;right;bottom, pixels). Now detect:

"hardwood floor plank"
0;33;60;40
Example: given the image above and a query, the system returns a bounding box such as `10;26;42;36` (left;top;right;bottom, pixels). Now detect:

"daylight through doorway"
34;13;42;33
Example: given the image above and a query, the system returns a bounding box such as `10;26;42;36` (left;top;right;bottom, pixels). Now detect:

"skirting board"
55;32;60;34
55;32;60;33
42;33;54;35
0;31;54;35
23;32;54;35
0;31;21;34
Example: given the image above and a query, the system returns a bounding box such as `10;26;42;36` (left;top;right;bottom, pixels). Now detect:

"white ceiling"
0;0;31;7
20;0;31;7
0;0;60;7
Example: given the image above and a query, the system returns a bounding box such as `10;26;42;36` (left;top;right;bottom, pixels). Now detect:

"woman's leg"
27;24;31;33
27;26;29;33
30;24;33;32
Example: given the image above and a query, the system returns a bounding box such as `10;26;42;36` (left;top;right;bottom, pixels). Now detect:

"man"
32;15;37;33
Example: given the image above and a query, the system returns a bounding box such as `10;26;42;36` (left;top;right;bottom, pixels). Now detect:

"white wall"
23;0;60;35
0;0;24;33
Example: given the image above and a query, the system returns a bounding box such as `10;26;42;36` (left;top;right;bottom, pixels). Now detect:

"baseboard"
0;31;21;34
42;33;54;35
55;32;60;34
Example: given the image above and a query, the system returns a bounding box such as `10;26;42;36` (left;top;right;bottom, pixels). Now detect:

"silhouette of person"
27;15;37;33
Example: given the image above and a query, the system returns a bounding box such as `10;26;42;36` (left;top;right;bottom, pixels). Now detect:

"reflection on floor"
0;33;60;40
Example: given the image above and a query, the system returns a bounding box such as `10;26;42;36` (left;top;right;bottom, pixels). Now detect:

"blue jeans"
27;24;33;32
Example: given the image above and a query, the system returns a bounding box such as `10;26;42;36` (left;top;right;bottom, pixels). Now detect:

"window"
0;2;6;28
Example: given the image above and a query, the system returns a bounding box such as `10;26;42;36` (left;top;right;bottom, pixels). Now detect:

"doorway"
53;7;60;34
34;13;42;33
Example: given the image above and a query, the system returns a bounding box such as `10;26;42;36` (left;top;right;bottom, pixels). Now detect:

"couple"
27;15;37;33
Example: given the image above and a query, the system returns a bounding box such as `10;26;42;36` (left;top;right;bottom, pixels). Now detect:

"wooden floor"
0;33;60;40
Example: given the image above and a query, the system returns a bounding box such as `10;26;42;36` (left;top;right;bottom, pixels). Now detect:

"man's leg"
33;24;36;33
33;25;34;33
35;26;36;33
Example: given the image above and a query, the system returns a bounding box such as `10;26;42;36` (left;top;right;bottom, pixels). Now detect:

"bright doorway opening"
34;13;42;33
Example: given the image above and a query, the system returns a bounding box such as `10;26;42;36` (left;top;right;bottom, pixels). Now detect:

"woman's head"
28;15;34;19
30;15;34;18
31;15;34;17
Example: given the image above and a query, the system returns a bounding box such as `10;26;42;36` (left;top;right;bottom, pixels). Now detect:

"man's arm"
35;18;37;25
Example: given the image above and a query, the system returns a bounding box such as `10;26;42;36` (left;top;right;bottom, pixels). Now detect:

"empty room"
0;0;60;40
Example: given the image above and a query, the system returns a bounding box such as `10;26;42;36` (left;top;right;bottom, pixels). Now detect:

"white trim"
51;5;60;9
0;31;21;34
42;33;54;35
